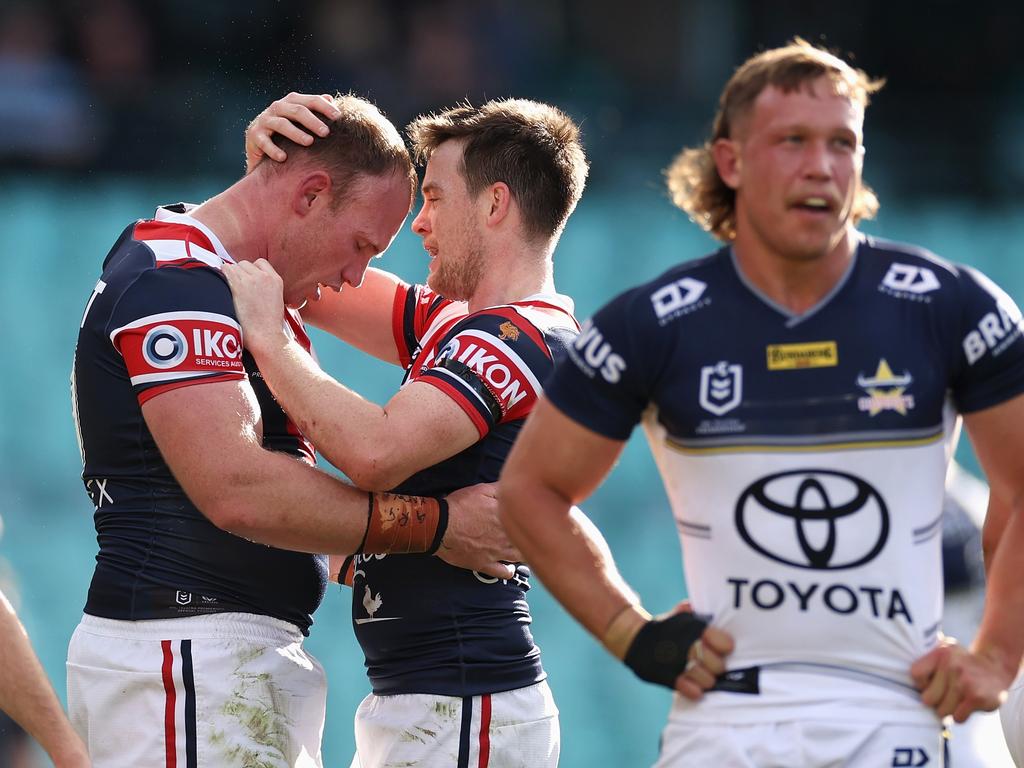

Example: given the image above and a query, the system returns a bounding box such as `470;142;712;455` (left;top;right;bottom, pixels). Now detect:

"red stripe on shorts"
478;693;491;768
161;640;177;768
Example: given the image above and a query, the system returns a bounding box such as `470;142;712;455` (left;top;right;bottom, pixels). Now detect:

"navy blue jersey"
544;237;1024;723
349;283;578;695
71;205;327;635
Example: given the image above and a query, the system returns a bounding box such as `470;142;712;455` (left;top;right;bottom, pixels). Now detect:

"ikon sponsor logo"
433;337;532;408
124;313;244;374
650;277;709;324
962;299;1024;365
570;320;626;384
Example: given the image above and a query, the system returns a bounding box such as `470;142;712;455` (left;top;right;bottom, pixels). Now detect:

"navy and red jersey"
71;204;327;635
349;283;579;696
544;237;1024;723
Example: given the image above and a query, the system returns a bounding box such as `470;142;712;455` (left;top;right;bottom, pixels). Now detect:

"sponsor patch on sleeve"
110;311;245;400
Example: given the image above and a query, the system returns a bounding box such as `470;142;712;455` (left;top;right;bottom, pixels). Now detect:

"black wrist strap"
623;612;707;689
426;496;449;555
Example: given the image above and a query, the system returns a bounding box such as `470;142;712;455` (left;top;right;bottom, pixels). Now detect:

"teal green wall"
2;178;1019;765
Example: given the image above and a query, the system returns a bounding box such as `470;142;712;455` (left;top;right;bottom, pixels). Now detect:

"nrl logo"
498;321;521;341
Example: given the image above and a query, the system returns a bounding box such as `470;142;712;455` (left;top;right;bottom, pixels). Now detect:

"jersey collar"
154;203;235;267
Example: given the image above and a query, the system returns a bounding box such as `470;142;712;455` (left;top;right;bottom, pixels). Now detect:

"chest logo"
498;321;521;341
651;277;708;324
856;359;915;416
699;361;743;416
881;263;940;295
736;469;889;570
766;341;838;370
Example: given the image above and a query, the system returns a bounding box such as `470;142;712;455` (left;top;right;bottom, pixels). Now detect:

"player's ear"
483;181;512;228
712;138;742;190
293;171;332;217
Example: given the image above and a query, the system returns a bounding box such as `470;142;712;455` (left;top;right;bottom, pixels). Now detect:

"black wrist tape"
623;612;708;689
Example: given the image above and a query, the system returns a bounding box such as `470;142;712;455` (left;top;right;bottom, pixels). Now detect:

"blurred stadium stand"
1;1;1022;765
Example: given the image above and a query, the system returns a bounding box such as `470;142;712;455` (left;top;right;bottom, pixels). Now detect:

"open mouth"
791;196;834;214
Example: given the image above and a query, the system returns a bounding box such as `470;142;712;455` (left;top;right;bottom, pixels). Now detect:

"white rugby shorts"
1001;670;1024;766
348;680;559;768
654;718;947;767
67;612;326;768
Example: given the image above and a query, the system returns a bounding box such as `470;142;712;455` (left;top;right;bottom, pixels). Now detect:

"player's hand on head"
436;482;522;580
222;259;288;354
911;635;1013;723
245;92;342;173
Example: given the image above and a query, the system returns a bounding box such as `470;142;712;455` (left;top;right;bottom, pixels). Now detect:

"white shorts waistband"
77;612;303;643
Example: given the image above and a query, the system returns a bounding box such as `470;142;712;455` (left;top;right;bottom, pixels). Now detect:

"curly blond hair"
666;38;885;242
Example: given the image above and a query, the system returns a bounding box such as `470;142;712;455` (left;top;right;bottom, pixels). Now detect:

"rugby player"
225;93;724;767
69;94;515;768
499;39;1024;766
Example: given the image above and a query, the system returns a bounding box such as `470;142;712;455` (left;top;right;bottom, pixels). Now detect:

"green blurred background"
1;1;1023;765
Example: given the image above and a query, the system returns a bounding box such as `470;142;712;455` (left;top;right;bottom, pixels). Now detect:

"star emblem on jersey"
498;321;521;341
856;359;915;416
699;361;743;416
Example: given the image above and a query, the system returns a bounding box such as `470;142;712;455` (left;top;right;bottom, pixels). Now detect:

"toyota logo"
735;469;889;570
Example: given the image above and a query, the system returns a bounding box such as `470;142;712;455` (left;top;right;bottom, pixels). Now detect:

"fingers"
476;561;516;580
675;625;737;700
245;93;342;170
910;647;940;691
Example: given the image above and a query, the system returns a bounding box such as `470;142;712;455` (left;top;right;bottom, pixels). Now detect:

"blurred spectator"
0;4;93;167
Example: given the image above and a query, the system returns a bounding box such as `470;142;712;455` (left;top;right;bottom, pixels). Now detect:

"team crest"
856;359;915;416
699;361;743;416
498;321;521;341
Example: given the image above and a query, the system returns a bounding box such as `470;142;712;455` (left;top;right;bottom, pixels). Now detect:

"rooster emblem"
362;585;383;618
498;321;520;341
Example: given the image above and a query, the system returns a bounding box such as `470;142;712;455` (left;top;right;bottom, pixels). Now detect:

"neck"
188;175;271;264
467;237;556;313
732;226;859;315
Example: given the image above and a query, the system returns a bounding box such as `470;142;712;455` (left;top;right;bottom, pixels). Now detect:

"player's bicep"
380;380;480;471
142;379;263;515
502;397;626;504
965;392;1024;523
301;268;406;365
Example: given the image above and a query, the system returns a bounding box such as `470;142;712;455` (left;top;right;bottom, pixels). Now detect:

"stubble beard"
428;233;486;301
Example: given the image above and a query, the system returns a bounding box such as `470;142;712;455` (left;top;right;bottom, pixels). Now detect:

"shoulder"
590;247;726;333
859;236;968;300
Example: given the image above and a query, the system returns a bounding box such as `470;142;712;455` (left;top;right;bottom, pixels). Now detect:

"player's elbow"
198;496;258;535
340;447;410;492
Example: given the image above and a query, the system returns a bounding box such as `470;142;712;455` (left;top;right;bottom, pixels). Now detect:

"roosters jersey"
545;236;1024;724
350;283;579;696
71;204;328;634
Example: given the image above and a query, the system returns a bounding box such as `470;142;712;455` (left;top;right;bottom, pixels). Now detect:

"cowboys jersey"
349;283;579;696
545;236;1024;724
71;205;327;634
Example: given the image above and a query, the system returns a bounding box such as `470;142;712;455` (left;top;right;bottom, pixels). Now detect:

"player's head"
406;99;589;300
666;39;884;260
258;94;416;306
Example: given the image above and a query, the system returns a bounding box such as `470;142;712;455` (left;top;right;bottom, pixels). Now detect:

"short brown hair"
407;99;589;241
265;93;416;207
666;38;885;242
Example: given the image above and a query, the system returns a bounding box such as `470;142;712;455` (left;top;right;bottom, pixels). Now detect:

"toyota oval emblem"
735;469;889;570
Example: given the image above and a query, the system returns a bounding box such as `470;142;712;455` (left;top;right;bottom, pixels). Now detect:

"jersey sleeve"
391;282;456;369
107;266;246;405
415;310;553;438
544;288;653;441
950;265;1024;413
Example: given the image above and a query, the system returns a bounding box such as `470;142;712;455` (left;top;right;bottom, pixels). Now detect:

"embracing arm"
498;398;732;698
223;260;479;490
142;379;515;576
0;591;90;768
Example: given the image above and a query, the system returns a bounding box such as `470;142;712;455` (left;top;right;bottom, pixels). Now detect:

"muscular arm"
912;393;1024;721
224;260;479;490
0;591;90;768
498;398;639;648
301;268;410;366
143;379;376;553
965;394;1024;674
